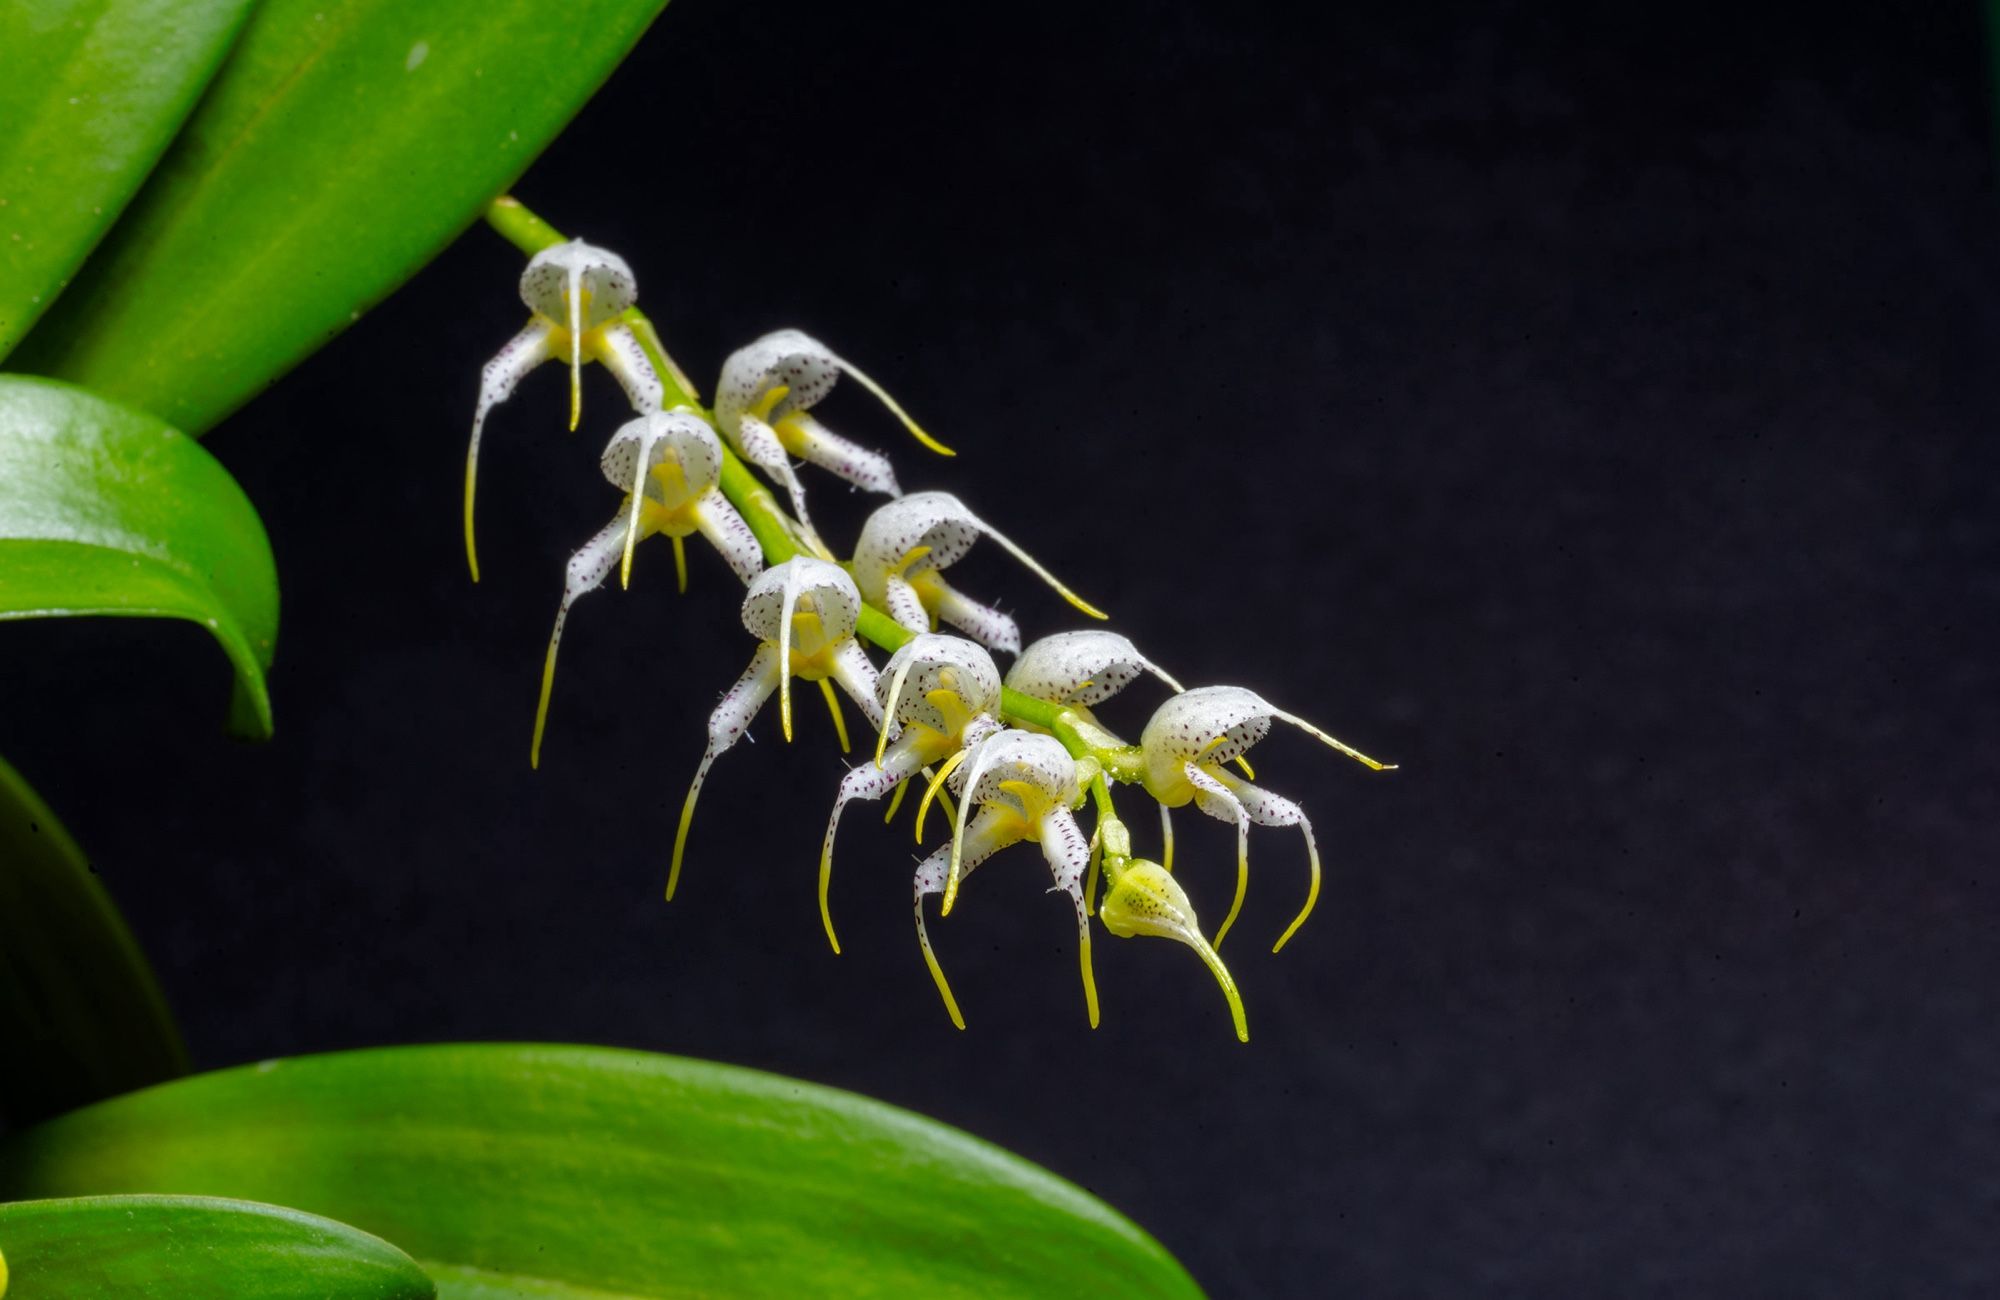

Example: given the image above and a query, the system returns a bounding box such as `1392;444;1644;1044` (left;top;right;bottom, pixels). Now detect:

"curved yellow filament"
667;747;716;901
915;749;970;844
875;652;919;768
916;896;964;1024
1079;930;1100;1029
567;264;584;432
777;567;803;743
1213;815;1251;950
882;777;909;824
818;829;843;956
973;517;1107;621
1234;755;1256;780
463;461;482;584
840;358;956;457
1271;817;1323;954
1192;932;1250;1043
530;629;560;770
618;430;655;589
819;678;852;753
1271;704;1396;771
943;740;1003;916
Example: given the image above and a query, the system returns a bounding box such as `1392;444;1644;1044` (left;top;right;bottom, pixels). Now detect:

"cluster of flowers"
465;234;1393;1040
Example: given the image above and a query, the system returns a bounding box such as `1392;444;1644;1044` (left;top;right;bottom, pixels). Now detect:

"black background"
5;2;1998;1295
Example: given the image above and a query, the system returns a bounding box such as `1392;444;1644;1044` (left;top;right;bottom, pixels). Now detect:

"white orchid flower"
1097;859;1248;1043
528;413;764;770
669;558;887;899
852;492;1105;653
817;633;1003;953
1004;630;1184;722
911;729;1102;1030
463;238;695;581
1140;686;1393;953
713;329;953;536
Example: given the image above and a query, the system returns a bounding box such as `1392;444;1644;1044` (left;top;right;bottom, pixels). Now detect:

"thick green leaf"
12;0;669;435
0;754;185;1127
0;1044;1206;1300
0;1195;435;1298
0;0;255;361
0;375;278;736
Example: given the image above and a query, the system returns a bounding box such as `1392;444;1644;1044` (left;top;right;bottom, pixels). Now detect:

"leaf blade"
0;754;186;1128
0;1043;1206;1300
0;0;256;361
12;0;669;435
0;375;279;736
0;1195;435;1299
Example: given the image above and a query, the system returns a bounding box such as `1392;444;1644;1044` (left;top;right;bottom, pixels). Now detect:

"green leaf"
0;1044;1206;1300
0;1195;435;1299
11;0;669;435
0;754;186;1128
0;0;255;362
0;375;278;736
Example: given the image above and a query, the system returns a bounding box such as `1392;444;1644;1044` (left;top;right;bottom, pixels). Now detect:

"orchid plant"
476;202;1397;1043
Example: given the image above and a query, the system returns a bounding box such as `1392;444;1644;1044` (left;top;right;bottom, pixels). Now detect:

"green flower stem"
480;198;1146;775
484;196;569;260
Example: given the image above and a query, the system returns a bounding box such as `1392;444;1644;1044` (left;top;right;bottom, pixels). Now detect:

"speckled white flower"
1098;859;1248;1042
852;492;1104;653
816;633;1005;952
1004;630;1184;715
713;329;953;537
669;558;888;899
911;729;1101;1030
463;239;694;581
1140;686;1392;953
527;413;765;771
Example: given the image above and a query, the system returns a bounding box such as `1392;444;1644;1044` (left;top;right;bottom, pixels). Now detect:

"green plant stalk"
482;199;1148;781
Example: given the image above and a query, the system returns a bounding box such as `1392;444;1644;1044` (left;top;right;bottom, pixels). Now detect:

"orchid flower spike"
1140;686;1394;953
713;330;955;534
465;239;694;582
1098;859;1248;1042
1005;630;1185;721
852;492;1106;653
527;413;765;770
670;558;887;900
817;633;1003;953
911;729;1100;1030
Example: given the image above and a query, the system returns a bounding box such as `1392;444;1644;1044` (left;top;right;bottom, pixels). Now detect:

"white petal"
1006;630;1183;706
780;411;901;496
1139;686;1275;799
517;239;637;328
874;634;1003;732
464;320;555;581
740;557;860;645
929;581;1021;655
691;496;766;585
529;513;630;768
668;644;781;900
593;322;666;415
960;729;1076;815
